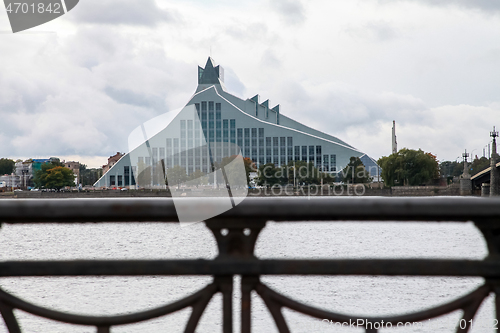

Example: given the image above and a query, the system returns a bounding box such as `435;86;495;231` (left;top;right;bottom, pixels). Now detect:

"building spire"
198;57;224;85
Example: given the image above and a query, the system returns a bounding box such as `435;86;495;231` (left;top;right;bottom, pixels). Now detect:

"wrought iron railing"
1;197;500;333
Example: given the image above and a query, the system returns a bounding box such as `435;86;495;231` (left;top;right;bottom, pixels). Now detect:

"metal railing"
1;197;500;333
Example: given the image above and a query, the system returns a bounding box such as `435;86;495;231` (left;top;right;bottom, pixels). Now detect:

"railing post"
241;276;259;333
205;218;266;333
475;219;500;328
216;276;234;333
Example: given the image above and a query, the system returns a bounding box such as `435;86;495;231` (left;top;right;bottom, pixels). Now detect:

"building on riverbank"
94;58;379;188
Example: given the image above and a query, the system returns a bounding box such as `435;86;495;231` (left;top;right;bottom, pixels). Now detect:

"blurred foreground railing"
1;197;500;333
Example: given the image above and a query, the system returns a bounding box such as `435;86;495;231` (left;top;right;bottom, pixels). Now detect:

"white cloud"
1;0;499;168
72;0;177;26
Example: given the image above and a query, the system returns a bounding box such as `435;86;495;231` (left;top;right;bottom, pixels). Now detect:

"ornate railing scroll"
0;197;500;333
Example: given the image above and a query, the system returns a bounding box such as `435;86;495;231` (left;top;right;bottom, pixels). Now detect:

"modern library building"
94;57;378;188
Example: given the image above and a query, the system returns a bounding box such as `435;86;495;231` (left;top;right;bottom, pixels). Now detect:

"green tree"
439;161;463;178
340;157;372;184
186;169;206;187
287;160;323;185
33;164;75;189
471;157;490;175
79;164;103;186
219;155;255;184
256;163;285;187
0;158;15;175
256;160;326;187
378;148;439;187
166;165;187;189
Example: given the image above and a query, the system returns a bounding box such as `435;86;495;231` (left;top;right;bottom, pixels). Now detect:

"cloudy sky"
0;0;499;167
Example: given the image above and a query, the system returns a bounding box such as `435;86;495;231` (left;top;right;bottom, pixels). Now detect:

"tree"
33;164;75;189
256;163;285;187
219;155;255;184
471;157;490;175
287;160;324;185
166;165;187;189
340;157;372;184
440;161;463;178
186;169;206;187
0;158;15;175
378;148;439;187
79;164;103;186
255;160;326;187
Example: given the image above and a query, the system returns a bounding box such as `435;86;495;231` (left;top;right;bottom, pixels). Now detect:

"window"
230;120;236;143
124;166;130;186
280;137;285;147
266;137;271;147
223;120;229;142
244;128;250;147
295;146;300;160
302;146;307;161
273;137;278;147
152;148;158;165
195;103;200;118
110;175;115;186
237;129;243;147
316;146;322;155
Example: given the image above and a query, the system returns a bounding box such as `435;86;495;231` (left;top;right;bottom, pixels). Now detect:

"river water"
0;215;494;332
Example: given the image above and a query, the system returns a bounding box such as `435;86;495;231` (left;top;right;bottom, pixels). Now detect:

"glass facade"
97;96;355;189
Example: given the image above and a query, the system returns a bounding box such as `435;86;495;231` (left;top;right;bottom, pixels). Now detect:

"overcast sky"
1;0;499;167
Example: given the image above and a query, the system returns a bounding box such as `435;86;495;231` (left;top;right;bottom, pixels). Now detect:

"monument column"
491;127;499;197
460;149;472;196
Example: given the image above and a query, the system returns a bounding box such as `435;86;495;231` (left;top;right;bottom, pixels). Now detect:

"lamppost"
462;150;469;176
460;149;472;196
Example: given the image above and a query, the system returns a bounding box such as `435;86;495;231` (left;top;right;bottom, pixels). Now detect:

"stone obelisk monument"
392;120;397;154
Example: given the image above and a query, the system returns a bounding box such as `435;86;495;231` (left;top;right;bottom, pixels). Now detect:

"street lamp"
462;149;470;176
471;149;477;160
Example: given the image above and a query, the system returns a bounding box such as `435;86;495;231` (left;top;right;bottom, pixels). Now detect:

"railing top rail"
0;197;499;223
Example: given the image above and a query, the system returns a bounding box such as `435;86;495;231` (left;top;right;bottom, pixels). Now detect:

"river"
0;217;493;332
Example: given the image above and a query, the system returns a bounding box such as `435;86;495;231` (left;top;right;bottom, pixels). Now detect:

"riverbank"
0;183;468;198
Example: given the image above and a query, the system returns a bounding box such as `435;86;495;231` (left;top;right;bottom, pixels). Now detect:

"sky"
0;0;499;168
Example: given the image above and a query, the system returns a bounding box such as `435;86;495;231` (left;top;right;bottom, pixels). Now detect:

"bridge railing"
1;197;500;333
